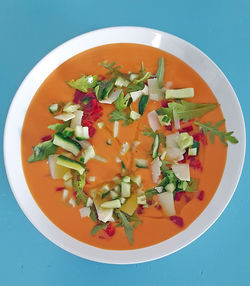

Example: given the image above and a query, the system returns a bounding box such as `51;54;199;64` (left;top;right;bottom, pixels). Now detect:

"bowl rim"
4;26;246;264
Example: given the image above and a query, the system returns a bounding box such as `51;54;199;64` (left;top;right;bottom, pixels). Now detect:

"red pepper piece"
41;135;52;142
161;100;170;107
197;190;205;201
137;205;144;215
73;90;86;104
105;222;116;237
179;125;193;133
193;132;207;145
175;191;185;201
56;187;64;191
169;216;184;227
189;158;203;171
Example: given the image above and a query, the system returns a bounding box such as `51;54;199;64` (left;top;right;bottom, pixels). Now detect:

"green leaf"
28;140;57;163
186;179;199;192
114;91;130;111
145;188;158;199
90;223;109;236
160;160;170;177
48;122;69;132
194;120;239;146
156;57;165;88
109;110;133;126
156;107;173;117
128;213;142;229
100;60;122;77
133;72;151;84
95;78;116;100
73;172;88;206
167;101;218;121
90;206;98;222
142;127;166;147
138;95;149;115
127;81;145;92
116;210;134;244
68;75;98;92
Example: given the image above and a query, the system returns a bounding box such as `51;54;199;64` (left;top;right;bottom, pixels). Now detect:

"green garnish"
73;172;88;206
114;91;130;111
28;140;57;163
186;179;199;192
68;75;98;92
90;222;109;236
156;57;165;88
116;210;134;244
95;78;116;101
142;127;166;147
48;122;69;133
138;95;149;115
133;72;151;84
109;110;133;126
145;188;159;199
89;206;98;222
127;81;144;92
100;61;122;77
194;120;238;145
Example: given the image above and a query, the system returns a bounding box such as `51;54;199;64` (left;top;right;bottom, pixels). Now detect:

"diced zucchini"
131;175;141;186
115;76;130;87
48;103;60;114
130;90;143;102
62;189;69;200
114;185;121;193
94;155;107;163
165;88;194;99
160;150;167;160
97;122;104;129
70;110;83;129
68;198;76;207
53;133;82;156
155;186;163;193
188;147;197;156
101;184;110;192
86;197;93;207
120;142;129;156
122;176;130;183
113;121;119;138
152;134;160;159
56;155;85;175
137;194;147;205
101;190;110;199
62;127;74;138
130;110;141;120
106;139;112;146
177;132;193;150
80;145;95;163
148;78;163;101
112;176;121;184
48;155;69;179
129;73;138;81
110;190;119;200
54;112;75;122
88;176;96;182
165;183;175;193
63;102;80;113
158;115;171;126
63;171;72;181
120;197;126;205
75;125;89;140
101;199;121;209
178;181;188;191
171;164;190;181
121;182;131;198
135;159;148;168
79;207;91;218
64;179;72;189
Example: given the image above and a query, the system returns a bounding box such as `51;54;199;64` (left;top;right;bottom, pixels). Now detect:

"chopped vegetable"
48;103;60;114
151;157;162;183
138;95;149;115
80;207;91;218
54;112;75;122
53;133;82;156
171;164;190;181
177;132;193;150
80;145;95;163
70;110;83;129
148;78;163;101
156;57;165;88
135;159;148;168
147;110;161;132
68;75;98;92
75;126;89;140
28;140;57;163
165;88;194;99
57;155;85;175
130;110;141;120
101;199;121;209
158;192;176;216
63;102;80;113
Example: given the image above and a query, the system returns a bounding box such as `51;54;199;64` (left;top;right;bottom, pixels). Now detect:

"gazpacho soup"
21;44;238;250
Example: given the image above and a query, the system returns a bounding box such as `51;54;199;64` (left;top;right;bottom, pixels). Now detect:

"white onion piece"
113;121;119;138
148;78;163;101
79;207;91;218
70;110;83;129
151;157;162;183
172;164;190;181
148;110;161;132
100;89;122;104
158;192;176;216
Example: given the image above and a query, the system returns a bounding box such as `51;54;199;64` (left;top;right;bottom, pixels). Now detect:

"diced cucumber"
79;207;91;218
120;142;129;156
101;190;110;199
54;112;75;121
88;176;96;182
106;139;112;146
120;197;126;205
114;185;121;193
115;76;130;87
101;199;121;209
122;176;131;183
113;121;119;138
131;175;141;186
178;181;188;191
148;78;163;101
137;194;147;205
80;145;95;163
135;159;148;168
110;190;119;199
86;197;93;207
63;102;80;113
75;125;89;140
177;132;193;150
130;110;141;120
56;155;85;175
165;183;176;193
62;189;69;200
70;110;83;129
53;133;82;156
165;88;194;99
97;122;104;129
48;103;60;114
48;154;69;179
62;127;74;137
188;147;197;156
94;154;107;163
152;134;160;159
64;179;72;189
158;115;171;126
63;171;72;181
121;182;131;198
68;198;76;207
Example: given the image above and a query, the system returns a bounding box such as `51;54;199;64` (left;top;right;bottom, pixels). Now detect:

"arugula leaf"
142;127;166;147
73;172;88;206
133;72;151;84
116;210;134;244
90;223;109;236
145;188;158;199
48;122;69;132
90;206;98;222
114;91;130;111
109;110;133;126
160;160;170;177
194;120;238;146
100;60;122;77
95;78;116;101
127;81;145;92
156;57;165;88
28;140;57;162
156;107;173;117
186;179;199;192
167;101;218;121
68;75;98;92
138;95;149;115
128;213;142;229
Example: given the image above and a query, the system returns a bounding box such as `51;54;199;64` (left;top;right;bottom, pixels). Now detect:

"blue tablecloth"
1;0;249;285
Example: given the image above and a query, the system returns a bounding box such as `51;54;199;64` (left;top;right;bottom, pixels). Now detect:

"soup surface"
21;43;227;250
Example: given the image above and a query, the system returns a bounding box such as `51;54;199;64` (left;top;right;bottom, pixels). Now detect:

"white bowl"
4;27;245;264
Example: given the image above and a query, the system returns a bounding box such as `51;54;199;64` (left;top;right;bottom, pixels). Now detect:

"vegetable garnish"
27;57;238;245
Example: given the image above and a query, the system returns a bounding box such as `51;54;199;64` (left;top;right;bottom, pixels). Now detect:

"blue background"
1;0;249;285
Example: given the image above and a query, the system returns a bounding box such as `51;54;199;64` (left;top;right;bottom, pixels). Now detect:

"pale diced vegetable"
171;164;190;181
157;192;176;216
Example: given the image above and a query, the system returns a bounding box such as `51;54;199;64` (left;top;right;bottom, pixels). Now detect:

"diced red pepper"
161;100;170;108
147;199;153;205
179;125;193;133
105;222;116;237
197;190;205;201
184;194;191;203
73;90;86;104
56;187;65;191
73;191;77;197
189;157;203;171
193;132;207;145
41;135;52;142
174;191;185;201
98;75;106;81
137;205;144;215
169;216;184;227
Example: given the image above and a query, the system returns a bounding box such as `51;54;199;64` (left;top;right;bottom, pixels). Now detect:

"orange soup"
21;43;228;250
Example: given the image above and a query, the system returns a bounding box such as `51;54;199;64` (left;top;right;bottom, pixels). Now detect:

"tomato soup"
21;44;227;250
